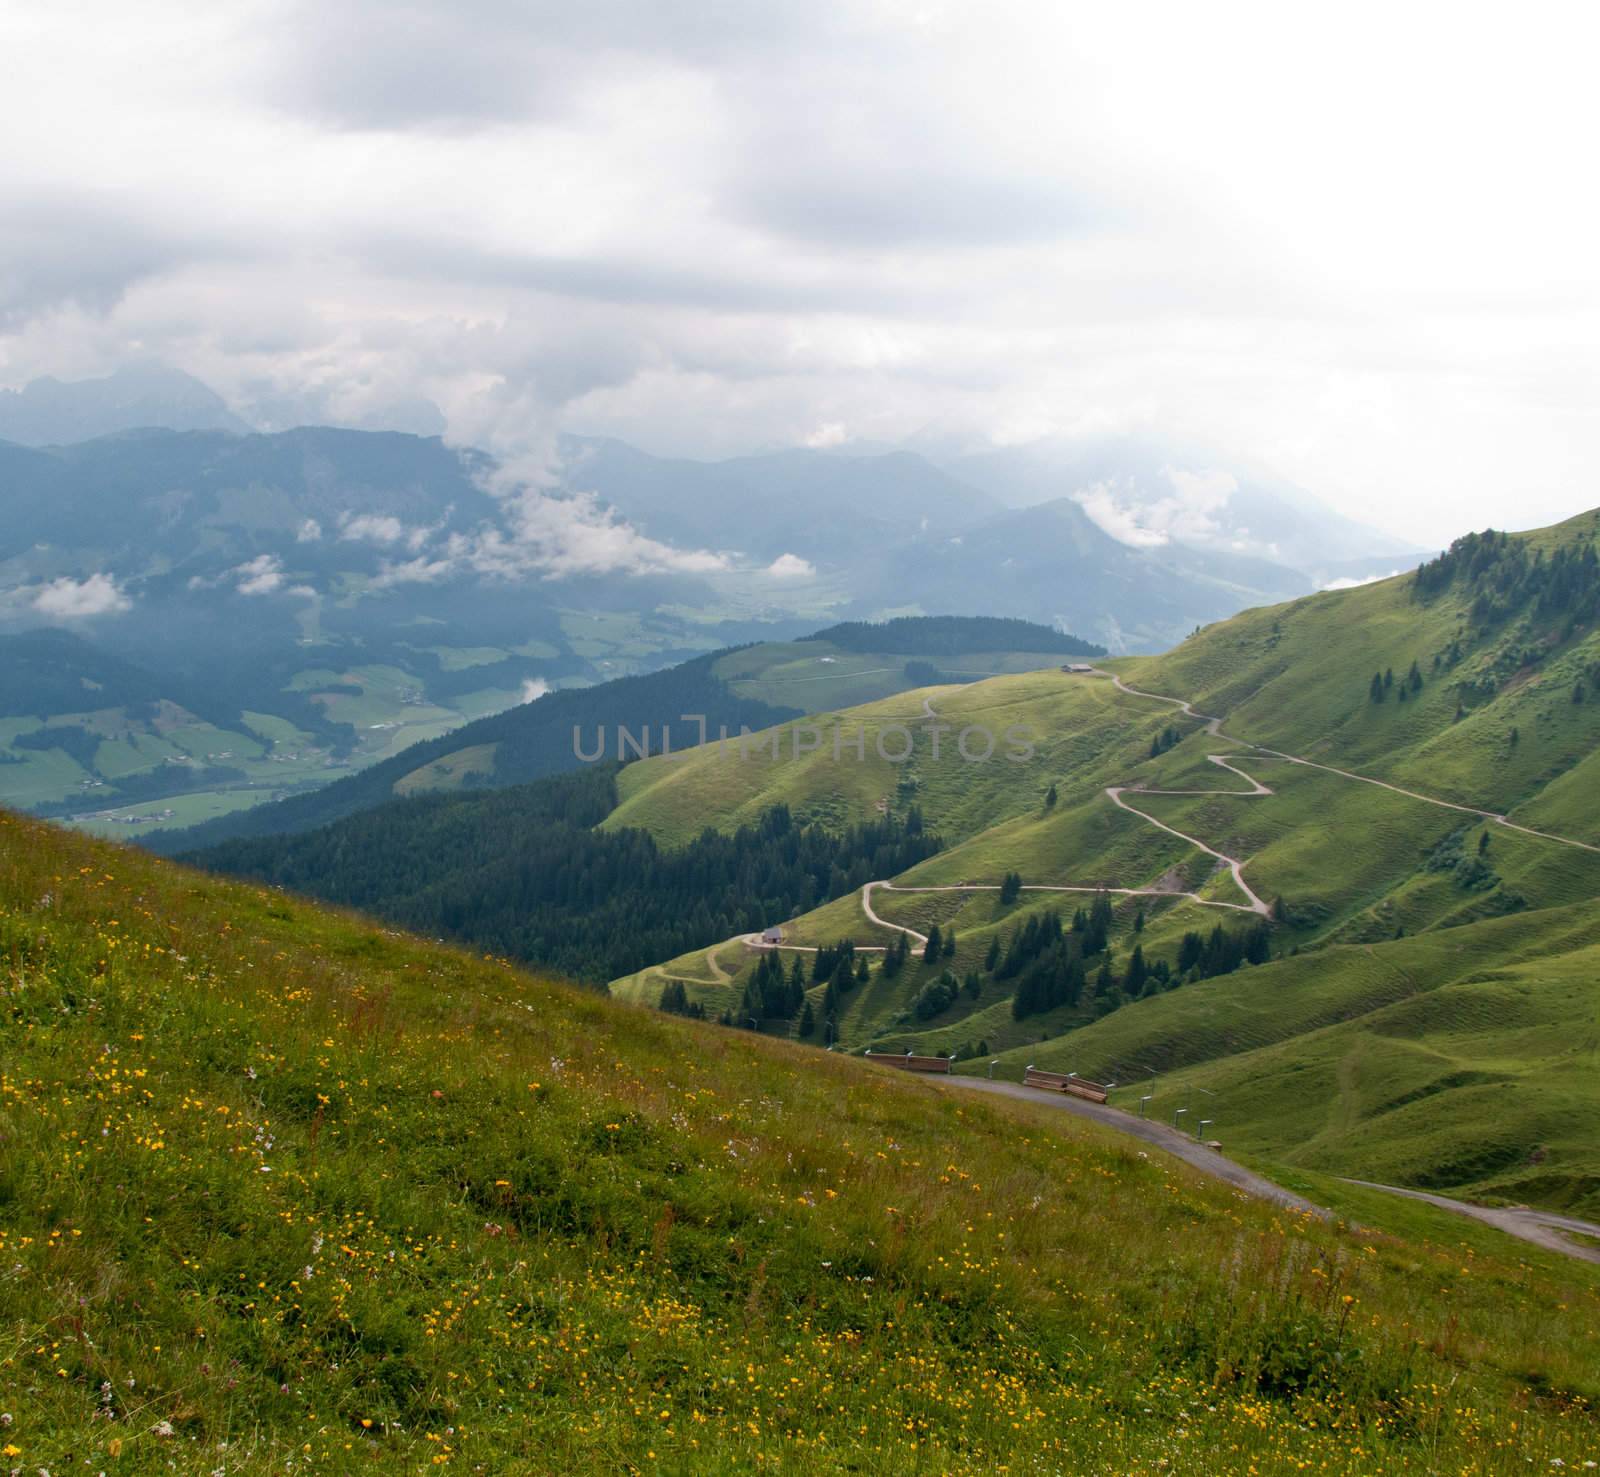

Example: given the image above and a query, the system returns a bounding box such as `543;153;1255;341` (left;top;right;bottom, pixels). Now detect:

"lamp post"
1173;1107;1188;1130
1198;1118;1212;1141
1138;1094;1152;1118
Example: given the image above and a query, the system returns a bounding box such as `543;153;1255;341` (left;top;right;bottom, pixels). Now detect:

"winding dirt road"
730;672;1600;1263
1340;1179;1600;1265
1096;669;1600;855
948;1075;1324;1213
940;1080;1600;1264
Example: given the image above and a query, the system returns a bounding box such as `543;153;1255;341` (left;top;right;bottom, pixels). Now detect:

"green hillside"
3;810;1599;1474
146;616;1090;856
608;514;1600;1215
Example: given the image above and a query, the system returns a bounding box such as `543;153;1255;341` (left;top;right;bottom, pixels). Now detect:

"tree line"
188;768;942;984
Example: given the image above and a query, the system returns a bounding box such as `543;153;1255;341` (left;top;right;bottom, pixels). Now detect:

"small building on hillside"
761;925;784;945
1062;663;1095;674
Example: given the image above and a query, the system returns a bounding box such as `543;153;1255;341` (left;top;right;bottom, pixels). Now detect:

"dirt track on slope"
941;1080;1600;1265
945;1076;1323;1213
1340;1179;1600;1265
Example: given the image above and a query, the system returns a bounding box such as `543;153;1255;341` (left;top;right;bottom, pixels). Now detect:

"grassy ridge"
3;811;1600;1473
606;514;1600;1219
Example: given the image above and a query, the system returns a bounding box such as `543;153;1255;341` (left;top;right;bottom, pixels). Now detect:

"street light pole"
1173;1107;1188;1130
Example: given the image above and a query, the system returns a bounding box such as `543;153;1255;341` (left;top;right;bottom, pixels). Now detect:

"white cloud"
4;1;1600;544
803;422;847;449
339;512;443;554
1321;570;1399;591
232;553;284;595
296;517;322;542
519;677;550;703
339;513;406;545
766;552;816;578
1072;466;1244;549
371;556;455;587
470;485;731;580
31;571;130;618
1071;483;1171;548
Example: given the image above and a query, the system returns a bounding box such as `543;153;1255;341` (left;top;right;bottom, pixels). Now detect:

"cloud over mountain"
2;1;1599;544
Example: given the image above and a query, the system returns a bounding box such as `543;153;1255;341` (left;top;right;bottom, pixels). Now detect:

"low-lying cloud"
31;571;130;618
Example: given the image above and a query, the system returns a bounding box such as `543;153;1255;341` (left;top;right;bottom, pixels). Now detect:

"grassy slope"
3;811;1600;1475
608;515;1600;1214
977;903;1600;1209
709;640;1080;712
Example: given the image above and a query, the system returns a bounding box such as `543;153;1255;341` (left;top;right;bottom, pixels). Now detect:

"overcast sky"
3;0;1598;546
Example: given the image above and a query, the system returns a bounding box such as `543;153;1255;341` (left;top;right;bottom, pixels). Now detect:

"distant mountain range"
0;364;253;444
0;364;1426;834
928;432;1423;586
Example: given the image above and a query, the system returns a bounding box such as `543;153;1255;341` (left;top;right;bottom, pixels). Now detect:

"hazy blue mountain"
561;435;997;562
872;497;1310;652
558;433;1308;647
933;433;1420;584
0;364;252;444
0;416;1330;833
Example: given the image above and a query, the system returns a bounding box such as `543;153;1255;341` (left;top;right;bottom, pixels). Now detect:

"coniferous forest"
187;766;941;984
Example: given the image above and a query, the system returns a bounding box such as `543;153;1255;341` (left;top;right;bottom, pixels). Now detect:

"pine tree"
798;999;815;1038
922;924;942;965
1370;671;1385;703
943;929;956;958
1124;944;1147;996
1044;782;1058;809
984;934;1001;971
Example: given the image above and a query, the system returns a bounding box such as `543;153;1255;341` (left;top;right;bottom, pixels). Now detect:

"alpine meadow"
6;3;1600;1473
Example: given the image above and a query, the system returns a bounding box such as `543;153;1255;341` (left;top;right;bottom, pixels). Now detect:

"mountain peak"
0;363;252;445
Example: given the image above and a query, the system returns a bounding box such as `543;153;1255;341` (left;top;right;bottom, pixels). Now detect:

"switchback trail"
743;665;1596;975
1095;670;1600;856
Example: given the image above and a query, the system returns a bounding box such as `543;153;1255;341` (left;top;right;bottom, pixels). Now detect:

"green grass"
978;901;1600;1213
604;514;1600;1220
4;811;1600;1473
710;641;1069;713
391;743;501;796
0;665;533;835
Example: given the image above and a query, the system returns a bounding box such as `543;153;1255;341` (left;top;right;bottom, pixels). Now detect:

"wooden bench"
1023;1066;1109;1103
867;1051;953;1075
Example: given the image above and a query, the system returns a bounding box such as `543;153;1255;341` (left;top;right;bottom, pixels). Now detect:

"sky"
3;0;1599;547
